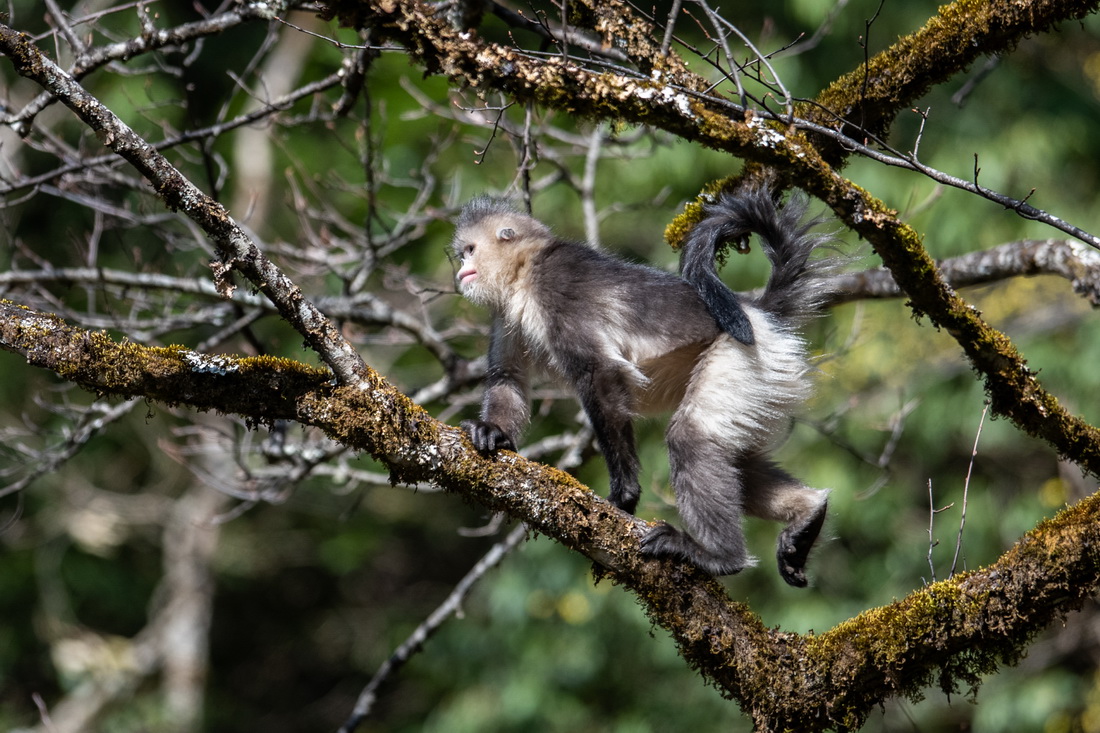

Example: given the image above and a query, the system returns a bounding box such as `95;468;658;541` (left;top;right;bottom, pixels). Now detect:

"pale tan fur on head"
453;200;553;307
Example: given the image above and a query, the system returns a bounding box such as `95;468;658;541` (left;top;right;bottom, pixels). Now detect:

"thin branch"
0;267;459;366
952;405;987;576
685;90;1100;249
925;479;954;584
4;300;1100;732
486;1;631;63
951;55;1001;107
697;0;794;121
779;0;850;56
659;0;683;56
928;480;937;583
811;0;1100;152
0;400;140;499
338;418;597;730
926;480;939;583
0;23;367;383
5;0;291;134
0;69;348;198
690;0;746;107
338;523;528;732
43;0;86;57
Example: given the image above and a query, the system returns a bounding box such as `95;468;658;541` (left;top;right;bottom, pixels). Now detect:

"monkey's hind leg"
741;455;829;587
639;419;757;577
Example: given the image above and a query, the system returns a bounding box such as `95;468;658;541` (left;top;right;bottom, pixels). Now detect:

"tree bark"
4;300;1100;731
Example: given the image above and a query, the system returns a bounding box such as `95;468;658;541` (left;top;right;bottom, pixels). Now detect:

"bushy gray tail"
679;188;836;333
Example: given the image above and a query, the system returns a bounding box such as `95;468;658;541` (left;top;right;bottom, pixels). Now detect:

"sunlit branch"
6;0;295;134
827;239;1100;306
0;22;368;383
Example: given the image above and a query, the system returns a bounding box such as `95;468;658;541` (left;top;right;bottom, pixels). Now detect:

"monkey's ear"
497;227;515;241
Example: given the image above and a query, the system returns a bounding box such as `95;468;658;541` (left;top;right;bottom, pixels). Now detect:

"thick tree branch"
0;301;650;569
808;0;1100;156
318;0;1100;476
829;238;1100;306
3;301;1100;731
6;3;1100;727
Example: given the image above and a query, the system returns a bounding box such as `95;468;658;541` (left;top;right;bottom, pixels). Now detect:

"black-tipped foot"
461;419;515;454
608;487;639;516
639;521;683;556
640;522;751;577
776;500;828;587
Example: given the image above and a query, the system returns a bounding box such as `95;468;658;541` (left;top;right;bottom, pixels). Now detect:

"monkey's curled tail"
679;188;836;335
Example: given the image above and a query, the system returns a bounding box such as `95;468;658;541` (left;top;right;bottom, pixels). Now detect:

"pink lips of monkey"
457;265;477;288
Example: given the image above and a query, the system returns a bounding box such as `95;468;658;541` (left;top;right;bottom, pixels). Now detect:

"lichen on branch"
4;297;1100;732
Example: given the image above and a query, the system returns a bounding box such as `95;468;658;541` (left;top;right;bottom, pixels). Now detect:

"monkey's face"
453;212;549;307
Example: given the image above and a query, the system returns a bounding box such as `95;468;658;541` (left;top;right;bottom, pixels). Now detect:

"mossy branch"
323;0;1100;478
6;3;1100;727
0;22;369;385
809;0;1100;159
3;300;1100;730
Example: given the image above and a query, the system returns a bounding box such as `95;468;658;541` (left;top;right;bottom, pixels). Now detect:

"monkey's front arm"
462;315;530;453
463;317;644;516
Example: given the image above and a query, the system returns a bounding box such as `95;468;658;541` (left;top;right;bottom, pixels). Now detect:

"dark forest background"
2;0;1100;730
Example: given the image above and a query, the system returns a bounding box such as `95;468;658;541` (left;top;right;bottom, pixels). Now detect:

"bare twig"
0;400;140;499
486;1;631;63
696;1;794;121
659;0;683;56
337;523;528;732
780;0;850;56
952;56;1001;107
0;267;459;367
0;70;348;198
925;479;955;584
927;480;935;582
0;23;367;383
952;405;988;576
338;419;597;731
5;1;290;134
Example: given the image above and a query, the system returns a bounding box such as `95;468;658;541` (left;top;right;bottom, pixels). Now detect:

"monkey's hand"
461;419;516;454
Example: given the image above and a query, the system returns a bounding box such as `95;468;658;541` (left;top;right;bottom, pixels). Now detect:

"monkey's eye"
462;244;475;257
497;227;515;241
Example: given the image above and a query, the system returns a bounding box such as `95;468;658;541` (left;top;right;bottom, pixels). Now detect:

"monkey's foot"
461;419;515;454
776;499;828;587
608;489;639;516
640;522;753;577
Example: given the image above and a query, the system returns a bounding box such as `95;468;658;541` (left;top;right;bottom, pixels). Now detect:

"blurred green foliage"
2;0;1100;731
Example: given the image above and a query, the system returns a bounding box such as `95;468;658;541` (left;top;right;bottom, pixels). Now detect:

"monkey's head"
452;196;553;307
